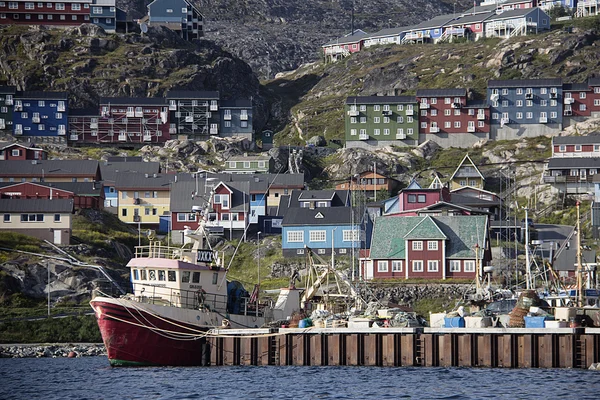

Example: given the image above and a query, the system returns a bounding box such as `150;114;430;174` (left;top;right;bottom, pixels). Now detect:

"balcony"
240;114;248;121
57;103;65;112
467;126;476;132
347;110;359;116
396;133;406;140
185;116;194;123
382;110;392;116
90;122;98;129
500;118;510;125
564;97;574;104
169;104;177;111
430;127;439;133
359;133;369;140
564;110;572;116
539;117;548;123
224;114;232;120
550;92;558;98
32;116;40;123
210;127;218;135
4;98;13;105
405;109;414;116
490;93;499;102
143;133;152;142
57;128;66;135
451;102;461;109
14;105;22;112
69;134;78;141
135;111;143;118
126;111;135;118
525;93;533;99
118;134;127;141
133;215;141;222
15;128;22;135
477;113;486;120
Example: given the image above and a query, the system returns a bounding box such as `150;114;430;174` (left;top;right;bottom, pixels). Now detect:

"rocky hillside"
117;0;476;79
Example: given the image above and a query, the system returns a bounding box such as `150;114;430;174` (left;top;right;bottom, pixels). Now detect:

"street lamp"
257;231;261;317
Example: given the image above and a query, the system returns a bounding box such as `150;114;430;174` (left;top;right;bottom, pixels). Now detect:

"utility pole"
576;202;584;307
525;207;531;289
47;260;51;318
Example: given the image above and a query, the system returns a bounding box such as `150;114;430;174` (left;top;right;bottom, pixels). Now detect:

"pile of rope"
509;290;545;328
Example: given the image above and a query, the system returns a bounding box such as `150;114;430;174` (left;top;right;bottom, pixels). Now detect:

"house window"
516;112;523;119
373;129;380;136
374;105;380;111
580;92;587;99
54;214;60;222
428;241;438;251
360;117;366;123
412;241;423;251
374;117;380;124
343;229;359;241
287;231;304;243
431;98;437;104
377;261;388;272
449;260;460;272
516;100;523;107
580;104;587;112
20;214;44;222
575;145;582;152
310;230;326;242
296;249;305;255
417;194;426;203
464;260;475;272
427;260;439;272
454;121;461;128
3;214;9;222
407;194;416;203
396;105;403;111
412;260;423;272
392;260;402;272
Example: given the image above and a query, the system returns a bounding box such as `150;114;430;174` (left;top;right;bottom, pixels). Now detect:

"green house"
345;96;419;147
224;153;273;174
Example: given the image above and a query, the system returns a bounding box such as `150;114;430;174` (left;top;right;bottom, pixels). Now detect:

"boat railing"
133;242;186;260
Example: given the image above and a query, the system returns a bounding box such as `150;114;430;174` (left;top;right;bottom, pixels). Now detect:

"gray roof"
461;4;497;15
407;14;456;31
166;90;219;99
465;101;489;108
17;91;68;99
0;160;100;177
488;78;562;88
323;30;370;46
552;135;600;145
298;190;337;202
447;10;495;25
99;97;167;105
563;83;590;91
0;86;17;94
114;172;180;190
486;7;543;21
0;198;74;213
547;158;600;169
281;207;353;226
0;181;103;196
590;78;600;87
346;96;416;104
416;88;467;97
100;161;161;183
366;25;415;39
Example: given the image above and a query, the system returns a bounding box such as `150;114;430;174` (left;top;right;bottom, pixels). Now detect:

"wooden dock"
207;327;600;368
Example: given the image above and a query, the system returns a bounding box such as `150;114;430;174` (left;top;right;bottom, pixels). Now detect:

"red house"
0;181;103;209
362;215;491;281
0;141;47;160
97;98;171;144
551;135;600;158
0;0;91;27
563;78;600;119
322;30;369;63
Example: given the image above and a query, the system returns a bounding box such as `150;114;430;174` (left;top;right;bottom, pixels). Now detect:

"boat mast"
576;201;583;307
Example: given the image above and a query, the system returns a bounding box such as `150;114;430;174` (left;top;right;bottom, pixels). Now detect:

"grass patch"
0;315;101;344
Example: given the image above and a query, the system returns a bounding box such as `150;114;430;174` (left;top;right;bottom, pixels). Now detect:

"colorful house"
402;14;456;44
551;135;600;158
99;157;161;209
563;78;600;121
449;154;486;190
484;7;551;39
543;157;600;194
67;108;101;144
488;78;563;139
363;215;490;281
335;170;401;200
440;11;495;42
224;154;273;174
363;26;413;48
322;30;369;63
146;0;204;40
13;91;68;142
0;86;16;131
0;141;47;160
98;97;170;144
0;159;101;183
0;198;74;245
576;0;600;17
0;181;103;209
345;96;419;148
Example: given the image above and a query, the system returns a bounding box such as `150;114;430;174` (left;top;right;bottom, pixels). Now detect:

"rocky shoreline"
0;343;106;358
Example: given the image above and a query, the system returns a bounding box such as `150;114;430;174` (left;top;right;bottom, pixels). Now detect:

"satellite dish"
140;23;148;34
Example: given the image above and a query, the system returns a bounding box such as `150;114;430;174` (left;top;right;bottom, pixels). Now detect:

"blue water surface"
0;356;598;400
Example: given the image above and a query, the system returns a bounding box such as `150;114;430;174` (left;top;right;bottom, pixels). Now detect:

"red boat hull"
92;299;211;367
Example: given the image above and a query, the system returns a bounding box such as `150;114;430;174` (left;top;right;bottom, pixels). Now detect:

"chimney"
153;173;157;178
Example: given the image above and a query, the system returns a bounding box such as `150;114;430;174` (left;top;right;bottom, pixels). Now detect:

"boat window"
158;270;166;281
140;270;147;280
149;270;156;280
212;272;218;285
181;271;190;283
168;271;176;282
132;269;139;280
192;272;200;283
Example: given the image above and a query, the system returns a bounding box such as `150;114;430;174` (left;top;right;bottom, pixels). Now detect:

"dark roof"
464;101;489;108
346;96;416;104
407;14;456;31
298;190;337;202
0;198;74;213
460;4;497;15
227;154;271;161
99;97;167;105
563;83;590;91
486;7;543;20
220;99;252;108
450;192;498;208
16;91;68;99
323;30;370;46
106;156;144;162
281;207;353;226
0;160;99;177
114;172;179;190
590;77;600;87
100;161;161;183
488;78;562;88
166;90;219;99
0;181;103;196
547;157;600;169
68;108;99;117
447;10;495;25
0;86;16;94
366;25;415;39
416;88;467;97
552;135;600;145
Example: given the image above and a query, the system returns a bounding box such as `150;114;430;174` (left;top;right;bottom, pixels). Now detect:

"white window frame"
377;261;388;272
287;231;304;243
309;230;326;242
427;260;439;272
412;260;423;272
464;260;475;272
412;241;423;251
449;260;460;272
427;241;438;251
392;260;402;272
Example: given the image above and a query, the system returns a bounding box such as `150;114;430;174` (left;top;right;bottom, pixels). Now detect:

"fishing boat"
90;201;301;367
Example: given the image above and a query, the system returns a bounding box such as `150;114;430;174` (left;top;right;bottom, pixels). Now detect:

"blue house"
487;78;563;139
147;0;204;40
220;99;253;140
0;86;16;132
280;189;371;258
363;26;413;48
90;0;118;32
402;14;457;44
13;91;68;142
484;7;551;38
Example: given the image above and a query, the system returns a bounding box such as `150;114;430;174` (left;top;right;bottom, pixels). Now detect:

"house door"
53;229;62;245
365;260;374;280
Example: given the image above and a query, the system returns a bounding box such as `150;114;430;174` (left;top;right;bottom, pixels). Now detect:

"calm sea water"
0;356;598;400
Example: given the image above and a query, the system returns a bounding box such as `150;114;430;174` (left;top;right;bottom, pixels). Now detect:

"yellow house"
115;172;177;227
449;154;485;190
